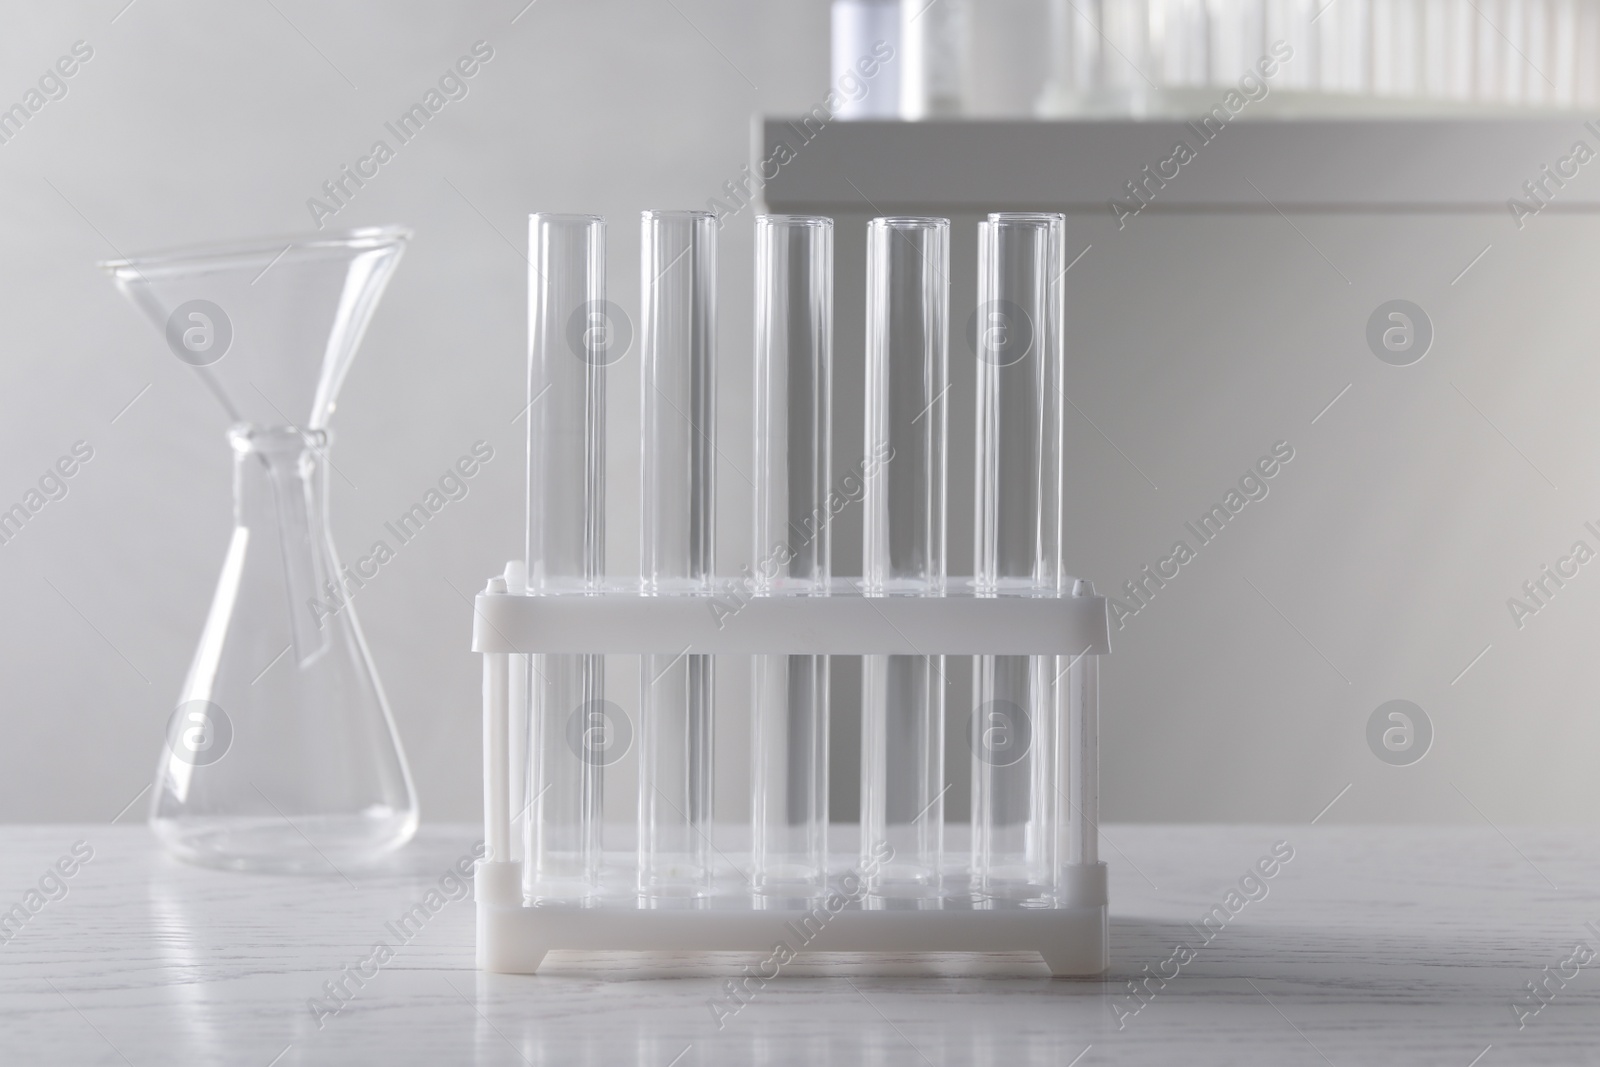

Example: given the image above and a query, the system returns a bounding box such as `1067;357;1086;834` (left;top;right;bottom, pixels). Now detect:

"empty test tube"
638;210;717;899
751;216;834;895
524;214;608;902
972;213;1065;901
861;217;949;896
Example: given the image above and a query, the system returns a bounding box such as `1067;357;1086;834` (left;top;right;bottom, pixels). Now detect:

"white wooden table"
1;824;1593;1065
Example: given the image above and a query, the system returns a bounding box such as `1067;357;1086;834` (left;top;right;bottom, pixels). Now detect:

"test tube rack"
472;575;1111;976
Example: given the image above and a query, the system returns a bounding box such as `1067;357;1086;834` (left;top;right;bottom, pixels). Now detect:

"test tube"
638;210;717;899
861;217;949;896
524;214;607;902
971;213;1064;901
752;216;834;895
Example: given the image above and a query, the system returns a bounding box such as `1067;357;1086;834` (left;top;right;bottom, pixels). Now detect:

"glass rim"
757;214;833;228
987;211;1066;223
641;209;715;221
530;212;604;225
98;224;411;275
868;215;949;229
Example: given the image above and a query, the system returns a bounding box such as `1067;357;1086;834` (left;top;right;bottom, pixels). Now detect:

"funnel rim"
98;224;412;277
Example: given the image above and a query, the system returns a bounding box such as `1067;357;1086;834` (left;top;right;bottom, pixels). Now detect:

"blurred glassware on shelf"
827;0;1600;118
833;0;904;118
964;0;1056;116
102;227;418;873
1062;0;1600;114
902;0;971;117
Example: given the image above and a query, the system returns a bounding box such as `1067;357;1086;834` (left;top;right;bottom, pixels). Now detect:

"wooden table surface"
1;824;1594;1065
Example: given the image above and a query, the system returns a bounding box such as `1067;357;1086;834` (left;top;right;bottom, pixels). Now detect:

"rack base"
474;860;1110;977
476;901;1108;977
472;568;1113;979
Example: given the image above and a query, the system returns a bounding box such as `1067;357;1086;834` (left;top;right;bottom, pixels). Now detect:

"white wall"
3;0;1593;830
0;0;826;822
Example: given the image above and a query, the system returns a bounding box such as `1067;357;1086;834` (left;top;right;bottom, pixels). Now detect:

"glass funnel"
101;227;418;873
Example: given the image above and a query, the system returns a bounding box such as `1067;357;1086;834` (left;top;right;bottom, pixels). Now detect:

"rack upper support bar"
471;590;1111;657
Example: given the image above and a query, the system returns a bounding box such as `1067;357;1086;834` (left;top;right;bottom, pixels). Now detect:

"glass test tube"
972;213;1064;901
751;216;834;895
638;210;717;899
861;217;948;896
524;214;607;902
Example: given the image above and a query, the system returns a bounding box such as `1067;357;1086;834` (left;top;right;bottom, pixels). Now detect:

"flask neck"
228;423;333;665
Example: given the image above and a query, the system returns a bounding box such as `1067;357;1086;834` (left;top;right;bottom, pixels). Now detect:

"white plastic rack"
477;206;1108;976
472;573;1111;976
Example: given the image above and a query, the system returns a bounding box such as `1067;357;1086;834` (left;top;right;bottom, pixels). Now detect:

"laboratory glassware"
751;216;834;895
102;227;416;872
472;205;1112;974
972;212;1065;902
524;213;609;902
901;0;970;117
833;0;903;118
638;210;718;899
861;216;950;897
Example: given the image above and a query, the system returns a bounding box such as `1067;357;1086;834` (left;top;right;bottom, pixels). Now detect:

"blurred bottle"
1037;0;1153;115
902;0;970;117
833;0;903;118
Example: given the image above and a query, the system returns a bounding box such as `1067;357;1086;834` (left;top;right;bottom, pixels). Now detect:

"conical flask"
102;226;418;872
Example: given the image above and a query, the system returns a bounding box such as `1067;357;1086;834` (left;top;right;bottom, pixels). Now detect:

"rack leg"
1067;580;1100;869
477;893;546;974
1039;936;1095;977
482;577;511;863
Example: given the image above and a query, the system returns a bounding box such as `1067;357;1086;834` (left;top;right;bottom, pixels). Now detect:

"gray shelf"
762;117;1600;212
